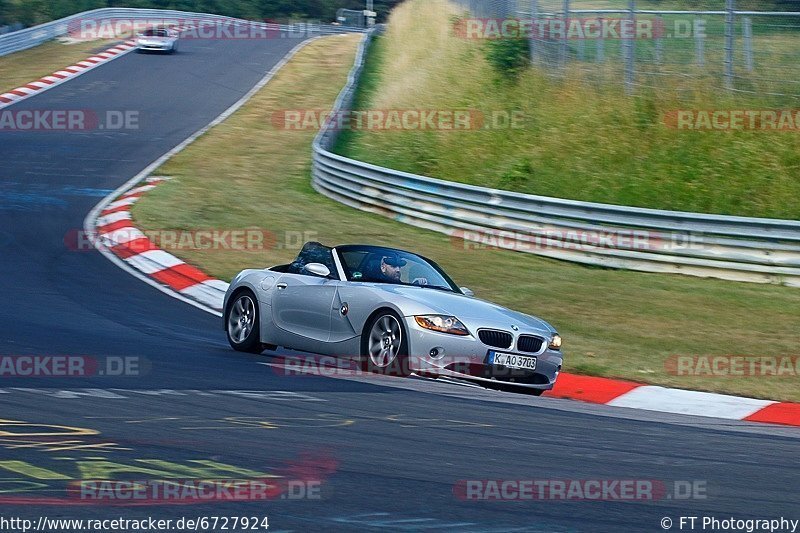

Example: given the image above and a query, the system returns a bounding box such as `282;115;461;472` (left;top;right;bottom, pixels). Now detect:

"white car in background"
135;27;179;54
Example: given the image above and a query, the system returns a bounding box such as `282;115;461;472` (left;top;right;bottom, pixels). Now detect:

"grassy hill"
336;0;800;219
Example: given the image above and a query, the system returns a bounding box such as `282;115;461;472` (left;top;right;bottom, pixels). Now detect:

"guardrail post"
743;16;753;72
596;17;605;63
695;21;705;66
724;0;735;89
624;0;635;94
654;15;663;64
530;0;539;63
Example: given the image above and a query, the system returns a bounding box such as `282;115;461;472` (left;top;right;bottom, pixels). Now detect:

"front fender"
223;269;266;329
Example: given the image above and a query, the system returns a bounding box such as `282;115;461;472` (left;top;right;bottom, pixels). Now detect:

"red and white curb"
0;40;137;110
89;182;800;428
92;177;230;313
545;373;800;427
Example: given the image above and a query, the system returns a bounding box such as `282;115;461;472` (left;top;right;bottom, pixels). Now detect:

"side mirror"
460;287;474;297
304;263;331;278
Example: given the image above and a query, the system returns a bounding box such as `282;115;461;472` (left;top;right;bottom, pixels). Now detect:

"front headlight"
414;315;469;336
549;334;562;350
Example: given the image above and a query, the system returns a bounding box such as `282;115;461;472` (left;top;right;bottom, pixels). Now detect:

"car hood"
376;285;555;334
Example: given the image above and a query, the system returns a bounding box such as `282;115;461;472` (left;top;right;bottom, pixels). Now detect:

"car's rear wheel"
226;290;263;353
362;311;410;377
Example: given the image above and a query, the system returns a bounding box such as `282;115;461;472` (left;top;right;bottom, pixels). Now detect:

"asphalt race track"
0;33;798;533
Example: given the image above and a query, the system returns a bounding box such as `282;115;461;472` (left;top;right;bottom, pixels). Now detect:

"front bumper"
137;42;173;51
404;318;562;391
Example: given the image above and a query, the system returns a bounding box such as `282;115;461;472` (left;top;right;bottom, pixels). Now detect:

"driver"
379;254;405;282
379;253;429;286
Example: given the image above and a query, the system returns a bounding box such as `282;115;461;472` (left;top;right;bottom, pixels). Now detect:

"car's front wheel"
362;311;410;377
226;290;263;353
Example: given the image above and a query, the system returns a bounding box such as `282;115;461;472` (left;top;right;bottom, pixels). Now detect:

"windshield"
142;29;170;37
336;245;459;292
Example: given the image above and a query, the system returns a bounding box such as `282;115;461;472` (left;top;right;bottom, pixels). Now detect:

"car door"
271;273;339;351
328;284;359;346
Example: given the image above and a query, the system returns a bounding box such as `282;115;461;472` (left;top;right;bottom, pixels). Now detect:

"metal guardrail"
4;12;797;286
0;8;361;57
312;29;800;287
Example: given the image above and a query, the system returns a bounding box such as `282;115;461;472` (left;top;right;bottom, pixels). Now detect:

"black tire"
225;290;263;354
361;310;410;377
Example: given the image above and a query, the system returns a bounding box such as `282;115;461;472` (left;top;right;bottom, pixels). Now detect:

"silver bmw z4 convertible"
224;242;563;395
135;27;179;54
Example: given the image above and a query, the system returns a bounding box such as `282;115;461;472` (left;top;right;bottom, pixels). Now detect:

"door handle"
276;283;288;290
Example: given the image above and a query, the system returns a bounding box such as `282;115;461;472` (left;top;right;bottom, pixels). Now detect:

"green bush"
483;37;530;82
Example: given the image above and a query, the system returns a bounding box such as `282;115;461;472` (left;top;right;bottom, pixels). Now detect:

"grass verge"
336;0;800;219
133;33;800;403
0;39;119;94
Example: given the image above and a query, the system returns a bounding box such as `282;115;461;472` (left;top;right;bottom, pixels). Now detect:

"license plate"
490;351;537;370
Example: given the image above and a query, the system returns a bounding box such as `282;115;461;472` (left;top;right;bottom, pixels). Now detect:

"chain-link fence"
452;0;517;17
450;0;800;100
